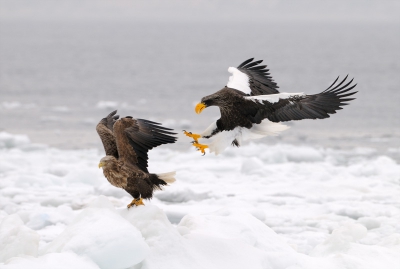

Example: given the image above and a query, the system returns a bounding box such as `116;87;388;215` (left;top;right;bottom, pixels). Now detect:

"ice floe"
0;132;399;268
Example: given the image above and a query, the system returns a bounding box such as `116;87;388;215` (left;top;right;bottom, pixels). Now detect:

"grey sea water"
1;21;399;159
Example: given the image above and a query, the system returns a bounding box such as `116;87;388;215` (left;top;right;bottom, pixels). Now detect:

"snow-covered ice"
41;197;149;269
0;132;399;268
0;214;39;262
1;252;99;269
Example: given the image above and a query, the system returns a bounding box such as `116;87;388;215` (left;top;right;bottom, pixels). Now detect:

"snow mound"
155;188;212;203
177;209;298;269
0;133;30;149
0;214;39;263
42;197;149;269
311;223;368;256
180;209;294;252
1;252;99;269
309;223;400;269
122;205;291;269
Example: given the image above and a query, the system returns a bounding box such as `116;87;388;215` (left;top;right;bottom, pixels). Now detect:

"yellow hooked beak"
98;162;104;168
195;103;206;114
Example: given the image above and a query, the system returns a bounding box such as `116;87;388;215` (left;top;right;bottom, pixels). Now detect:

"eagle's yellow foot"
192;142;209;155
127;198;145;208
183;130;201;143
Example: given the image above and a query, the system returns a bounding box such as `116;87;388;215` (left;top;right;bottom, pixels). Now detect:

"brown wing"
113;117;177;172
96;110;120;158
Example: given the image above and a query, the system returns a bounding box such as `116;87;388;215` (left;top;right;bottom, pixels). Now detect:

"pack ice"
0;132;399;269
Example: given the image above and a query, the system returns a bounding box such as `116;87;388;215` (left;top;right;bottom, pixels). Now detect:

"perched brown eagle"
184;58;357;155
97;110;177;207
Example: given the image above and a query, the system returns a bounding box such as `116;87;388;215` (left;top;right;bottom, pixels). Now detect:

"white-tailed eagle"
97;110;177;207
184;58;357;155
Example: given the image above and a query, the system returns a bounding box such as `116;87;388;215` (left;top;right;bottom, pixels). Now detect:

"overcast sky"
1;0;399;23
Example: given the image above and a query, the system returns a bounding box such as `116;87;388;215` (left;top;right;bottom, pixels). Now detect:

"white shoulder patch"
245;92;305;104
226;67;251;95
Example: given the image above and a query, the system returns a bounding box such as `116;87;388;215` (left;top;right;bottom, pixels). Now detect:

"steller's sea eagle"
97;110;177;207
184;58;357;155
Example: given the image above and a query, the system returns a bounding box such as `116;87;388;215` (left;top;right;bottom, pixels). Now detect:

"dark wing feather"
114;118;177;172
96;110;120;158
265;76;357;122
239;76;357;124
237;58;280;95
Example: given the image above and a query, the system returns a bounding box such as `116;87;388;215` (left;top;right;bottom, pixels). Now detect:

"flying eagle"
184;58;357;155
97;110;177;207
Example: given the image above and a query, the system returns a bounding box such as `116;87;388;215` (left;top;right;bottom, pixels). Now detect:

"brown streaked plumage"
184;58;357;155
97;110;177;208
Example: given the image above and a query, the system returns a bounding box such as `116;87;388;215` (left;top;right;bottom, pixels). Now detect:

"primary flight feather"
184;58;357;155
97;110;177;207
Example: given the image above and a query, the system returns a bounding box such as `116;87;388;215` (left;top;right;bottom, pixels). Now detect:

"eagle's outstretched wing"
244;76;357;123
227;58;280;96
96;110;120;158
113;117;177;172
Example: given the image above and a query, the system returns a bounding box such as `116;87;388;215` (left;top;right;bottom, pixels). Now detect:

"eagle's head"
195;89;231;114
98;156;118;169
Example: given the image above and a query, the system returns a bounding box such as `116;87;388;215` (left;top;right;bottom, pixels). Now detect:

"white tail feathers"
242;120;289;140
157;171;176;184
208;119;289;155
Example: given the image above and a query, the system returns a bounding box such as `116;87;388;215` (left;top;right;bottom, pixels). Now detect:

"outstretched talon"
183;130;201;143
192;142;209;155
127;198;145;208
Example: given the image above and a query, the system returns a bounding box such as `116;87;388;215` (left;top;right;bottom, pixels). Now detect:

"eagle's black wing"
96;110;120;159
245;76;357;123
236;58;280;95
116;118;177;173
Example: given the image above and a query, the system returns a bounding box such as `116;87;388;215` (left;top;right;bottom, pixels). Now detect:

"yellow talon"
183;130;201;142
127;198;145;208
192;142;209;155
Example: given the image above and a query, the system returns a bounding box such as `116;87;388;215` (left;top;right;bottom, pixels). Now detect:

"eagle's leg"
134;198;145;206
127;200;135;208
183;130;201;143
192;141;209;155
127;198;145;208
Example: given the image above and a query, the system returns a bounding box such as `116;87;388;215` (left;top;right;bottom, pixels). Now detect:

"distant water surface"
0;21;399;159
